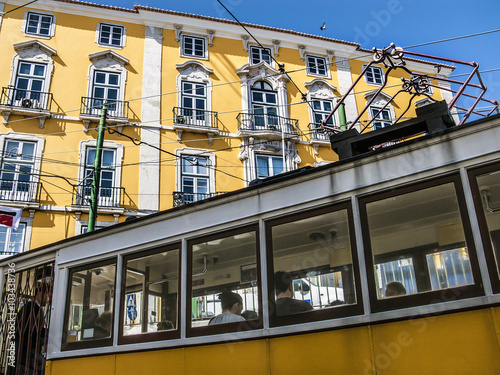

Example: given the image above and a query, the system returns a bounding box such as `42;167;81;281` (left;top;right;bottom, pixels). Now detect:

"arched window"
250;81;278;127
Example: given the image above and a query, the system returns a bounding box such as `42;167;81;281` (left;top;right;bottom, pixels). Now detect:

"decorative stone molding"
335;55;351;71
145;25;163;40
272;40;280;56
241;35;249;51
326;50;334;65
174;24;183;42
298;45;306;61
176;60;214;77
304;78;338;99
236;61;290;119
363;89;393;103
89;49;129;67
207;29;215;47
14;40;57;57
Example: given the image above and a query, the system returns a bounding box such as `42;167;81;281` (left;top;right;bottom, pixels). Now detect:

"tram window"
268;203;361;323
361;175;483;311
62;260;116;350
468;163;500;293
119;244;180;343
188;225;260;335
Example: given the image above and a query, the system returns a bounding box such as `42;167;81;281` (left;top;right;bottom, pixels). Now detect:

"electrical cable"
0;0;38;16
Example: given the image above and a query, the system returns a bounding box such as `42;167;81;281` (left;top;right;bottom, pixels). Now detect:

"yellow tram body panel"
45;306;500;375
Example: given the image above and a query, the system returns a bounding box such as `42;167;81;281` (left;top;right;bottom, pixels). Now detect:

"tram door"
0;263;54;375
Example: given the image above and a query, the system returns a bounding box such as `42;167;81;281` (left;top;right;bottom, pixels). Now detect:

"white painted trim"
362;63;384;86
175;60;213;110
139;25;163;211
86;51;128;103
304;78;338;126
21;9;56;39
0;132;45;190
77;140;124;205
9;41;56;96
175;148;216;194
304;53;331;79
95;21;127;49
179;33;208;60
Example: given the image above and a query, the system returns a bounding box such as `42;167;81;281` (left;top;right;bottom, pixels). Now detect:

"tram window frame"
62;258;117;351
468;162;500;294
359;174;484;313
266;202;363;327
118;243;181;345
186;224;262;337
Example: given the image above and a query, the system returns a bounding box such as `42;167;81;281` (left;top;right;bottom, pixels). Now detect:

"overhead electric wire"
404;28;500;49
0;0;38;16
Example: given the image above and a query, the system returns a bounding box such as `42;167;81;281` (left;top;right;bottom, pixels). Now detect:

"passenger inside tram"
208;290;245;325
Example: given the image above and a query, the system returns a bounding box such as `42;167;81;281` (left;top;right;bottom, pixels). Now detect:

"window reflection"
271;207;357;316
64;262;116;344
190;228;259;328
365;182;474;299
123;247;179;336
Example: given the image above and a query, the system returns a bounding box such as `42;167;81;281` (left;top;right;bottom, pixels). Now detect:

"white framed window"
13;61;46;107
96;22;126;48
0;139;37;202
312;99;334;126
175;149;216;204
250;46;272;65
306;55;328;77
365;65;384;85
23;11;55;38
251;81;278;127
77;140;123;209
83;147;117;207
0;223;26;255
85;51;128;120
181;155;210;203
255;154;283;179
91;70;121;116
370;106;392;130
181;35;207;59
180;81;207;125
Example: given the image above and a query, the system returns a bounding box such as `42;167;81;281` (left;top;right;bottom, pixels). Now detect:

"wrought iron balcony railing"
173;107;219;129
72;185;125;209
0;87;53;111
237;113;300;136
80;97;129;120
0;179;42;203
308;123;336;142
173;191;226;207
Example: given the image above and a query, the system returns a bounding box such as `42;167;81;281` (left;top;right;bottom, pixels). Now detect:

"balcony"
172;107;219;145
173;191;226;208
0;179;42;207
80;97;130;133
72;185;125;214
0;87;52;128
237;113;300;141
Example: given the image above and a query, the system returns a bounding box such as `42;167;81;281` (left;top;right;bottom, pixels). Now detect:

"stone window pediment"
89;50;129;68
14;40;57;61
304;79;337;100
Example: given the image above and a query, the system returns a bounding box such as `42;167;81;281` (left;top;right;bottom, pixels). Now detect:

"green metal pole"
88;101;107;232
338;103;347;130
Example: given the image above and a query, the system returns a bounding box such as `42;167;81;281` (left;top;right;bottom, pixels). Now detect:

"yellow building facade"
0;0;453;253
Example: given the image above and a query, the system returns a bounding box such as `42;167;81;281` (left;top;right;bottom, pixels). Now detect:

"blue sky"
96;0;500;112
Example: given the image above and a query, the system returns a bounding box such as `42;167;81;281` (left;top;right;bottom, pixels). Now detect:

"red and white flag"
0;206;22;230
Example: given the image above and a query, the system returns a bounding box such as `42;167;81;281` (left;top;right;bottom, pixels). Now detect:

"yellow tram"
1;112;500;374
